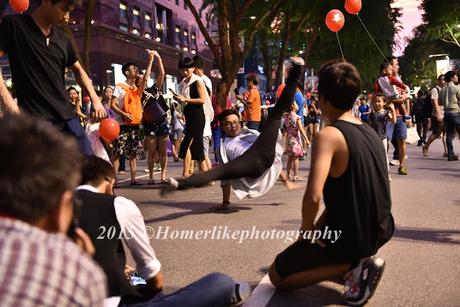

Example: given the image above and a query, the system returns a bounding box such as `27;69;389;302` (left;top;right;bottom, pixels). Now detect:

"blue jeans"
212;127;222;162
51;118;93;156
246;121;260;131
444;112;460;156
120;273;234;307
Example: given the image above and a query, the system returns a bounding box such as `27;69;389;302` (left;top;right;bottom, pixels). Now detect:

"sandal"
147;179;156;185
210;201;230;211
129;180;143;186
292;176;304;182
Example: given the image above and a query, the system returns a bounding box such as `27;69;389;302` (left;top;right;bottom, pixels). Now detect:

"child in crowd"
358;98;371;123
374;62;409;119
369;94;396;180
284;103;310;181
170;103;185;162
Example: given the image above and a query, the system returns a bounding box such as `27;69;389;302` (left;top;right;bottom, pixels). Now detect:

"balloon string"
356;14;389;62
336;32;345;60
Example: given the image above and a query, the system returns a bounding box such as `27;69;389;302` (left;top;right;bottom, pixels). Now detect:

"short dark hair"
45;0;77;7
67;86;78;94
444;70;456;82
387;56;398;64
0;114;82;223
80;156;115;186
219;109;240;125
318;60;362;110
246;74;258;85
380;62;391;72
192;55;204;69
178;57;195;69
122;62;137;77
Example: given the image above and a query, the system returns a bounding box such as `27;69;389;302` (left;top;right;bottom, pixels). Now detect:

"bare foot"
284;180;303;191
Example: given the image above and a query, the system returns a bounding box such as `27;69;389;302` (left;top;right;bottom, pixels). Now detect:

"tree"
421;0;460;48
184;0;283;107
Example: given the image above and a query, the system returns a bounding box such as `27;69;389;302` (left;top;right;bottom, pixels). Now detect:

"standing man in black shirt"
0;0;106;154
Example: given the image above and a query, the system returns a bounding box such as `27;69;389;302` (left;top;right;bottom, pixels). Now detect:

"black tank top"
323;120;394;260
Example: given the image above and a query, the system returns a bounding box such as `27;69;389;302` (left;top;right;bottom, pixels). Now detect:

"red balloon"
99;118;120;142
325;9;345;33
345;0;362;15
83;96;91;104
9;0;29;13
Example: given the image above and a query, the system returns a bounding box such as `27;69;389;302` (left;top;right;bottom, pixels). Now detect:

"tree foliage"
399;0;460;89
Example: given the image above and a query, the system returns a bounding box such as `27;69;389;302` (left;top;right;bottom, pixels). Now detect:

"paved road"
115;139;460;306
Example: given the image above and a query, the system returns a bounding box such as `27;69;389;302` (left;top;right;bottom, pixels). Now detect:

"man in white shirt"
77;156;251;306
193;55;214;171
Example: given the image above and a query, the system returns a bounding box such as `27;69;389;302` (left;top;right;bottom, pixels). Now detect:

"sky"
391;0;424;56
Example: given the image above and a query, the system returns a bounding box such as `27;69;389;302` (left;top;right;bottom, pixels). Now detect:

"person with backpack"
423;75;448;157
138;51;171;184
411;90;429;146
110;51;156;185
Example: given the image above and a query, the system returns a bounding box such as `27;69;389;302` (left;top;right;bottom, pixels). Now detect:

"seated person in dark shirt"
269;60;394;306
77;156;251;306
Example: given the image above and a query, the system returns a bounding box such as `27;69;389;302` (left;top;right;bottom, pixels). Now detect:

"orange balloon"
99;118;120;142
345;0;362;15
325;9;345;33
9;0;29;13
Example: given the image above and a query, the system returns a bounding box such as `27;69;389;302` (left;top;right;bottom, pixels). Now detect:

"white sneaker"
389;159;399;166
231;282;251;306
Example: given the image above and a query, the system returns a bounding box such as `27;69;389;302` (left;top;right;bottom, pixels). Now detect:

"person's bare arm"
137;50;156;95
298;118;310;145
174;80;206;105
146;272;164;294
155;52;165;89
0;49;19;113
301;128;337;231
110;95;132;121
388;104;397;123
70;61;106;120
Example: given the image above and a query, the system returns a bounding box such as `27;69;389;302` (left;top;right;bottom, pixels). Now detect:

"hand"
174;95;187;104
123;112;133;121
91;100;107;121
146;49;156;61
74;227;96;256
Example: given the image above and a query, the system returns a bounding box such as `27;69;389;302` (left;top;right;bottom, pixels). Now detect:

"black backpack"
141;85;169;127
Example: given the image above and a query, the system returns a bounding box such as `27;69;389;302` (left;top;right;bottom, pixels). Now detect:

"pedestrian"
110;51;155;185
423;74;447;157
358;98;371;123
268;60;393;306
193;55;214;171
236;75;262;131
411;90;429;146
438;70;460;161
0;0;106;155
139;50;170;184
369;94;396;180
67;86;88;124
173;57;209;177
284;103;310;181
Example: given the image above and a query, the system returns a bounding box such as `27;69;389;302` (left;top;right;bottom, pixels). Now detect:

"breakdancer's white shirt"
218;127;283;199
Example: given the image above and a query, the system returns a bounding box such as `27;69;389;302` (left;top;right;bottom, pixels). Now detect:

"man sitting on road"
77;155;251;306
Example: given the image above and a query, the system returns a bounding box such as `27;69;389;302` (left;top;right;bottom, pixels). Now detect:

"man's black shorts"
274;240;358;279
